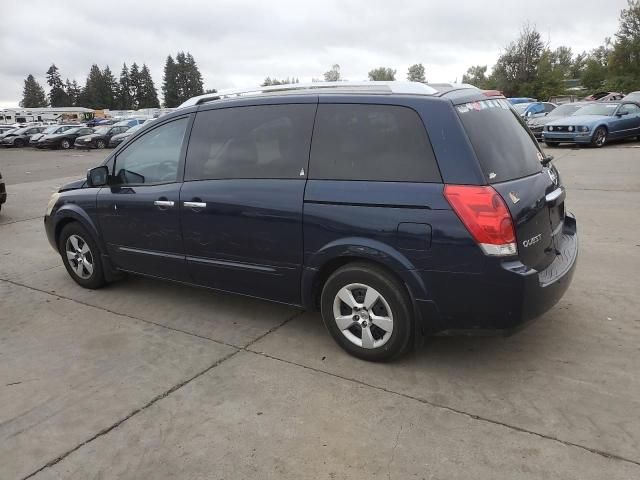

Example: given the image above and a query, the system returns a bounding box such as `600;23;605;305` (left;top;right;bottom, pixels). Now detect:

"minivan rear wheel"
320;262;413;361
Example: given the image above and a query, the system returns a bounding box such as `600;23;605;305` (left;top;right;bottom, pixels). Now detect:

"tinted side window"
114;118;188;185
309;104;440;182
185;104;316;181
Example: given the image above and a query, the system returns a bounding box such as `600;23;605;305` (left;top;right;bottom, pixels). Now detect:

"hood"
546;114;609;126
528;115;560;127
59;178;86;192
110;132;132;141
77;133;102;140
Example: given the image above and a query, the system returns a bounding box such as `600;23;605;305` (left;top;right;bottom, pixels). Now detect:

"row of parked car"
0;118;152;150
510;91;640;147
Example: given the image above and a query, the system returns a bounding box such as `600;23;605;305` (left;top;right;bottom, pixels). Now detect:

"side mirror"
616;110;629;116
525;111;532;117
87;165;109;187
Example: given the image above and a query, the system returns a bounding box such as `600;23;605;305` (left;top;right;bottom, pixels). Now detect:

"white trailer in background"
0;107;95;125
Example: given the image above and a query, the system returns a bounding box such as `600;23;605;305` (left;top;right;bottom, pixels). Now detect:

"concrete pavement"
1;144;639;479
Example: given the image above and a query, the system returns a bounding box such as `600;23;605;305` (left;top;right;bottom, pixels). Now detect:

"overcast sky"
0;0;629;107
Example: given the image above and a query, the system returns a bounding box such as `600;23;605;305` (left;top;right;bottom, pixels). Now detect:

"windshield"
93;126;110;135
624;92;640;101
513;103;531;113
43;126;59;134
64;127;81;134
549;104;583;117
127;124;142;134
456;99;542;183
574;103;620;116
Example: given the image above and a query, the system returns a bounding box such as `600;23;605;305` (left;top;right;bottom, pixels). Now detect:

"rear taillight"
444;185;517;257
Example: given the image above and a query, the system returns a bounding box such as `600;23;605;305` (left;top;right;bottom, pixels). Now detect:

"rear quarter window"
309;104;441;182
457;99;542;183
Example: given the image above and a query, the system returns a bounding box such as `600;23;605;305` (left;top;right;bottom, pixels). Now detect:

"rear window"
457;99;542;183
309;104;440;182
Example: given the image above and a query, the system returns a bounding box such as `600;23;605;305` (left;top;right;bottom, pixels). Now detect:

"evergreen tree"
118;63;133;110
46;64;68;106
368;67;396;81
100;66;118;109
129;62;141;109
79;64;104;109
65;79;81;106
183;53;204;100
166;51;205;105
406;63;426;82
162;55;179;107
20;74;48;107
137;64;160;108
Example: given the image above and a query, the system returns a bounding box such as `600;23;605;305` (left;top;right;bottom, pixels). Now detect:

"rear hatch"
456;98;564;271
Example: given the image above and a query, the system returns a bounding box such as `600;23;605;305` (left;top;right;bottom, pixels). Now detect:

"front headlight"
46;192;60;216
547;126;554;131
579;126;590;132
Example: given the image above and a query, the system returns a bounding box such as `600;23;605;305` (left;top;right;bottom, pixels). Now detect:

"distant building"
104;108;174;120
0;107;94;125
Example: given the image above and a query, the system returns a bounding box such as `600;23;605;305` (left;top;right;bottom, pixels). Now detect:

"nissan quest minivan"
44;82;578;361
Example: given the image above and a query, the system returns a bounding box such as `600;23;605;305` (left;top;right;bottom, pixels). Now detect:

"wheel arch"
53;205;102;252
301;237;429;314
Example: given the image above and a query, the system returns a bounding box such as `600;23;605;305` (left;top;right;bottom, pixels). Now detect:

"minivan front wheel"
321;262;413;361
59;223;105;289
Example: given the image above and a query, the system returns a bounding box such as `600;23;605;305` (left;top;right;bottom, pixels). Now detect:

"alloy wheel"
332;283;394;349
65;234;94;279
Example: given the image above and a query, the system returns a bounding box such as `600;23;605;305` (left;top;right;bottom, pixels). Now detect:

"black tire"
320;262;413;362
60;138;71;149
545;141;559;147
591;126;607;147
13;138;24;147
58;222;105;289
95;139;106;149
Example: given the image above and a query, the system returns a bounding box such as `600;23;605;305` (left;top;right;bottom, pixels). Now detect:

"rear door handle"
183;201;207;209
154;200;175;207
545;187;565;206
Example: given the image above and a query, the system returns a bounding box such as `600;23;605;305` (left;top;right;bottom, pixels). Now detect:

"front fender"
49;201;103;252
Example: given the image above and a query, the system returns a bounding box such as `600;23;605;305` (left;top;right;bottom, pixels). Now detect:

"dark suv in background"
44;82;578;361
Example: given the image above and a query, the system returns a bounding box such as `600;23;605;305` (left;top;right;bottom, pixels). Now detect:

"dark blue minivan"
44;82;578;361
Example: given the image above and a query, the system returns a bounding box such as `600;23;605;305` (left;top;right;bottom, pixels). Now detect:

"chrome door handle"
545;187;564;204
184;201;207;208
154;200;175;207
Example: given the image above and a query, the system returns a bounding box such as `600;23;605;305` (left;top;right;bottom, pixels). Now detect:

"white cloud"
0;0;628;107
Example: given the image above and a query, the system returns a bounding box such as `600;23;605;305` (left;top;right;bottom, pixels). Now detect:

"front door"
97;116;191;281
180;102;317;304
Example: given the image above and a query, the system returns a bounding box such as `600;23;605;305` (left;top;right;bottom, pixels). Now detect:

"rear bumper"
429;213;578;334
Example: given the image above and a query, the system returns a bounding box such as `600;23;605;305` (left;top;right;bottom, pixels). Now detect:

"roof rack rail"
177;81;442;109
